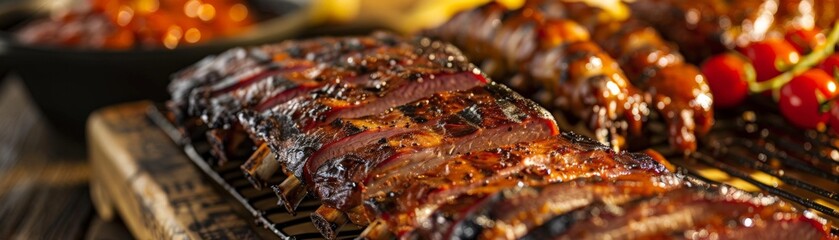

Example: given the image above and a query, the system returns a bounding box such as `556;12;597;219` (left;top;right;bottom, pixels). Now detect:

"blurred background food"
16;0;257;49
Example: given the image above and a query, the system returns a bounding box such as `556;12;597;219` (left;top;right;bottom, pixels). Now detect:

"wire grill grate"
148;105;364;239
659;98;839;235
148;100;839;238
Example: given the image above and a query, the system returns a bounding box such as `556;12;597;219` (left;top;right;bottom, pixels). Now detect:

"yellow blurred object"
307;0;626;35
116;5;134;26
309;0;361;23
303;0;522;34
133;0;159;14
572;0;629;22
197;3;216;21
393;0;519;34
184;0;201;18
228;3;248;22
184;28;201;43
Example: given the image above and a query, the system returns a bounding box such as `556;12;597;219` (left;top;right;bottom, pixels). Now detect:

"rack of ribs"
166;32;833;239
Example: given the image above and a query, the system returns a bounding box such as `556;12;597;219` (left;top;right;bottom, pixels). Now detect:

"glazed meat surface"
428;2;648;149
428;0;715;153
238;39;488;184
523;185;831;240
307;83;558;211
367;131;673;235
167;32;834;240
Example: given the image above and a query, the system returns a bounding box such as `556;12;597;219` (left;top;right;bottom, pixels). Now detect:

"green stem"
748;20;839;93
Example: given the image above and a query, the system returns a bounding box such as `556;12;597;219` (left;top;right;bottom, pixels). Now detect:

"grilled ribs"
521;184;831;240
407;175;682;240
243;83;502;188
265;84;511;184
238;39;488;187
428;2;648;149
427;0;715;153
172;33;407;163
307;83;558;212
169;34;391;109
405;174;831;240
366;131;672;235
167;32;834;240
526;0;714;153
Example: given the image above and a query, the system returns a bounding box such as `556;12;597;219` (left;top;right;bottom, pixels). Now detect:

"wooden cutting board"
87;101;271;240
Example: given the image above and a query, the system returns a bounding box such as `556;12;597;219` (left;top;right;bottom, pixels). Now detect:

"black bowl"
0;2;311;139
3;42;234;138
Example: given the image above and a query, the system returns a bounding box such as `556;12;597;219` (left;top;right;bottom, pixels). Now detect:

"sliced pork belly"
305;83;558;212
364;131;672;234
523;185;832;240
407;175;682;240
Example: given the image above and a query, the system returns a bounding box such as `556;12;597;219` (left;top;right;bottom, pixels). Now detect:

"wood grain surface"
0;77;131;240
87;101;266;239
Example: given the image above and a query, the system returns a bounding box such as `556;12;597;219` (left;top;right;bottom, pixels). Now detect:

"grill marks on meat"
168;47;271;124
307;83;557;211
476;175;679;240
175;34;412;165
405;177;832;240
190;63;321;128
529;0;714;153
168;33;834;240
427;2;649;150
523;185;832;240
237;41;488;186
274;85;500;183
428;0;718;153
169;39;320;122
183;34;410;129
406;175;682;240
242;84;497;186
243;37;484;137
366;132;671;235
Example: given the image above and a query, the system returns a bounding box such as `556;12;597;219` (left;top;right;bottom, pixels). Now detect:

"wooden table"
0;77;132;239
0;75;284;239
87;100;269;239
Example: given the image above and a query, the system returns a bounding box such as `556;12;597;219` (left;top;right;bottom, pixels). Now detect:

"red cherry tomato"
778;69;839;129
818;54;839;79
701;53;754;108
784;27;825;54
739;39;801;87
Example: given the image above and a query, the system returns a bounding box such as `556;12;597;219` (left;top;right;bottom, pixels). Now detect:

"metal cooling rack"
661;97;839;235
148;99;839;238
147;105;363;239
